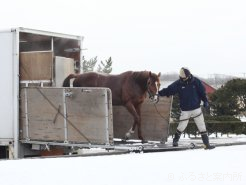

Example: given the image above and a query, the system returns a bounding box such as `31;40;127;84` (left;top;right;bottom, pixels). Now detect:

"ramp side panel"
20;87;113;145
66;88;113;144
20;88;65;141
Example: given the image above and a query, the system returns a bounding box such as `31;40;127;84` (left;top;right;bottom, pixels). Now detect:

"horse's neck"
132;72;148;91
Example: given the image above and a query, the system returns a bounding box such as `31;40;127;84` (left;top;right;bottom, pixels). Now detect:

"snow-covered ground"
0;143;245;185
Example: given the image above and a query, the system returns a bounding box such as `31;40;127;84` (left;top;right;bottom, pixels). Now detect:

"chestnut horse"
63;71;161;142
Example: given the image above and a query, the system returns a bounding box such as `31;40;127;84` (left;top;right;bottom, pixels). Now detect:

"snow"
1;144;245;185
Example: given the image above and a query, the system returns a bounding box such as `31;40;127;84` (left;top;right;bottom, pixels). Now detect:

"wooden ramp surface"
113;97;172;142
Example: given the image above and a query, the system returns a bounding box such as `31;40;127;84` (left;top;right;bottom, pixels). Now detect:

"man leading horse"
158;67;215;149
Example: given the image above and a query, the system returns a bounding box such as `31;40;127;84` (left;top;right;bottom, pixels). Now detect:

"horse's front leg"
124;102;140;140
135;104;145;141
124;102;144;141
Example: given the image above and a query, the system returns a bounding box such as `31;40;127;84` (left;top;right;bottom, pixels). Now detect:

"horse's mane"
131;71;149;87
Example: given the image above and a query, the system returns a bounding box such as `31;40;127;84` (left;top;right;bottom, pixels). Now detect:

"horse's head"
147;72;161;103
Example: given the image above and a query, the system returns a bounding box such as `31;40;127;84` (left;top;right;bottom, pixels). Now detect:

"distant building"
201;81;216;94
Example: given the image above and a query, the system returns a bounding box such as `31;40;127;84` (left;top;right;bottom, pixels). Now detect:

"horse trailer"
0;28;172;159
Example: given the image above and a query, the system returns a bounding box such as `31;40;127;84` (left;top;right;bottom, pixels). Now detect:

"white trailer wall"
0;32;15;140
1;28;86;159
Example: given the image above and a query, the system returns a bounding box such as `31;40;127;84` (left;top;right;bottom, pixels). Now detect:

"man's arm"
158;81;179;97
196;79;209;104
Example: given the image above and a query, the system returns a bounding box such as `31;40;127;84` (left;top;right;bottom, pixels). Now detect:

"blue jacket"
158;76;208;111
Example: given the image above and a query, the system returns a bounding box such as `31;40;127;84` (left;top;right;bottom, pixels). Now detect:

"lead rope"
153;101;203;123
153;103;170;122
179;111;203;122
154;99;216;135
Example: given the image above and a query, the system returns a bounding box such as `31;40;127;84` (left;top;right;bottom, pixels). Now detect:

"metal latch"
65;91;73;97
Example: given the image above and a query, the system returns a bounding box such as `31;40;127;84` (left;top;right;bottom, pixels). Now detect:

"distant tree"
170;94;181;122
82;56;113;74
209;78;246;116
82;56;97;72
97;57;112;74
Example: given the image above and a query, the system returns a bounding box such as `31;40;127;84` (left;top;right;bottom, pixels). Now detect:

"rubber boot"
201;133;215;150
173;130;181;147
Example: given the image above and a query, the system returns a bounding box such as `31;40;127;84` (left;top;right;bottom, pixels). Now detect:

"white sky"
1;0;246;78
0;144;246;185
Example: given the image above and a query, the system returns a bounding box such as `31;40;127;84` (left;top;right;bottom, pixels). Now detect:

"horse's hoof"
121;138;127;143
125;132;131;140
141;139;147;144
123;135;129;141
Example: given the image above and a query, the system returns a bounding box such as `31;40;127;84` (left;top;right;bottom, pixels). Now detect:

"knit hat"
179;67;191;80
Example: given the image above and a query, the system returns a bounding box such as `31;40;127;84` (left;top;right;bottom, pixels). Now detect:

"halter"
147;78;160;103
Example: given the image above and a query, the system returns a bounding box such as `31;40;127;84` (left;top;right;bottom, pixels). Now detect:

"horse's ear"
149;71;152;76
158;72;161;77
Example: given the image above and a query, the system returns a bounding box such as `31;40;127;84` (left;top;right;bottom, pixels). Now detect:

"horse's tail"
62;74;77;87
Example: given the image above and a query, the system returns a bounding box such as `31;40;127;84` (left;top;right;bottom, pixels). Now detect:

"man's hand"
203;101;210;111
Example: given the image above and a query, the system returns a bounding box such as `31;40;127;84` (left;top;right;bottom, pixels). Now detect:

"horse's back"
73;72;100;87
70;71;147;105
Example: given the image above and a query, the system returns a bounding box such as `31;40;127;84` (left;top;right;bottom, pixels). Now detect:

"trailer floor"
113;135;246;153
20;136;246;158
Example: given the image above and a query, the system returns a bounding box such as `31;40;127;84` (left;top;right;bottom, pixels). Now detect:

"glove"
203;101;210;110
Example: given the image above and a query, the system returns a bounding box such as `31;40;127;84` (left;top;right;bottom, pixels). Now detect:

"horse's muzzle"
150;94;159;104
